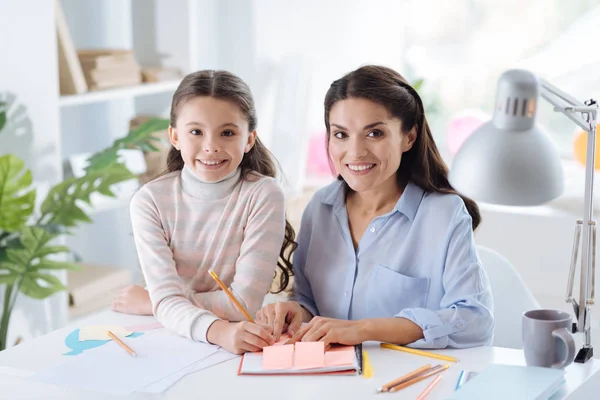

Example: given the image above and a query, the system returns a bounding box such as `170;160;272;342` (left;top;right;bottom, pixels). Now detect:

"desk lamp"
449;69;598;363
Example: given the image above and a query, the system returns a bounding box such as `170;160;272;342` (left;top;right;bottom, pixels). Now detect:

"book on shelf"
78;49;138;68
83;66;141;82
55;0;88;95
141;67;183;83
86;73;142;91
77;49;142;91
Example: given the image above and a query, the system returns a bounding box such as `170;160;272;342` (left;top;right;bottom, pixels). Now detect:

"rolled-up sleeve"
397;213;494;349
290;202;319;318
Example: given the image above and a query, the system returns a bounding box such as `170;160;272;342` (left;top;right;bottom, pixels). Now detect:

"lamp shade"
449;70;564;206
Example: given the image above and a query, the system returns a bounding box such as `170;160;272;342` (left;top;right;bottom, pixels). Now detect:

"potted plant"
0;100;168;351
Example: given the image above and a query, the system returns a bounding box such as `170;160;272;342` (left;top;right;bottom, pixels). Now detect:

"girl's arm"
130;188;219;342
187;178;286;321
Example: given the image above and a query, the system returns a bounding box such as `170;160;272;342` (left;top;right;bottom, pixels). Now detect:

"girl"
257;65;494;349
113;70;296;354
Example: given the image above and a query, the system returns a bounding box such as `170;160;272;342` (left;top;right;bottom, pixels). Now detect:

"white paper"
78;325;132;341
139;349;239;393
31;332;220;395
0;365;34;378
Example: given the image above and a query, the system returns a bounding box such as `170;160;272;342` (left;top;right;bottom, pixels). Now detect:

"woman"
256;65;494;349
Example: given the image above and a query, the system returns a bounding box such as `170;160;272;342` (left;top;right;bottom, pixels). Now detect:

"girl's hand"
289;317;366;348
255;301;307;341
111;285;153;315
207;320;275;354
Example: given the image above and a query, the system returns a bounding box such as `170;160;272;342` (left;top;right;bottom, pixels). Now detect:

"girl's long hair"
167;70;297;292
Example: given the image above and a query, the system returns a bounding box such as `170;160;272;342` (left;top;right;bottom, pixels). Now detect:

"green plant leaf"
20;272;65;299
30;259;80;272
0;155;35;232
411;78;424;92
34;245;70;258
0;101;6;132
0;272;18;285
0;261;23;273
0;227;75;300
40;163;135;227
85;117;169;173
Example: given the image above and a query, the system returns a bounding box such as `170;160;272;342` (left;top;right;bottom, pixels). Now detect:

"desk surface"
1;310;599;399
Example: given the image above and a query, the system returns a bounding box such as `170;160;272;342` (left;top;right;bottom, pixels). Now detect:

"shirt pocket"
367;264;431;318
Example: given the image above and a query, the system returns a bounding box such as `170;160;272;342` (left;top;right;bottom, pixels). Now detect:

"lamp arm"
576;109;596;355
540;78;588;107
540;89;591;131
540;77;598;362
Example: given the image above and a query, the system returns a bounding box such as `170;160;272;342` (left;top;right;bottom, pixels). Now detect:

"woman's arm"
393;211;494;349
296;207;493;348
187;179;286;320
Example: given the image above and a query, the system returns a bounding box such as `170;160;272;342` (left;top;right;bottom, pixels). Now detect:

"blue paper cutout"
63;328;144;356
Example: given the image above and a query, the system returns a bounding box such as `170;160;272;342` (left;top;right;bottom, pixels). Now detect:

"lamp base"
575;346;594;363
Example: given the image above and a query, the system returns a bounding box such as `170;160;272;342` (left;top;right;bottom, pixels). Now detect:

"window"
247;0;600;187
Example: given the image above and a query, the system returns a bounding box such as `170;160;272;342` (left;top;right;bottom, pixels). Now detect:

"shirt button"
456;321;466;330
370;227;376;233
344;292;348;297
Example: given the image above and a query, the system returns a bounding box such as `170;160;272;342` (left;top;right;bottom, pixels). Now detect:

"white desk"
1;310;599;399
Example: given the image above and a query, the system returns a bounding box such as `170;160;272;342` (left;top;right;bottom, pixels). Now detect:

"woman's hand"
255;301;310;341
207;320;275;354
289;317;367;348
111;285;153;315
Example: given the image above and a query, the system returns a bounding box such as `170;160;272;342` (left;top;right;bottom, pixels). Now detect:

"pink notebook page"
325;346;355;367
273;334;292;346
294;342;325;370
124;322;163;331
262;344;294;370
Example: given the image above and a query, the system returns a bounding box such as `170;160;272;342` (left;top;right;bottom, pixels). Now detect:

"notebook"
447;364;565;400
238;342;363;376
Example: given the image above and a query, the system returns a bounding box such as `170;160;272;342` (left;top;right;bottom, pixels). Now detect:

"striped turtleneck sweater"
129;165;286;342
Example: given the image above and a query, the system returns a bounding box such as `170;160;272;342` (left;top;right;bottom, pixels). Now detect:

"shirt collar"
321;179;425;222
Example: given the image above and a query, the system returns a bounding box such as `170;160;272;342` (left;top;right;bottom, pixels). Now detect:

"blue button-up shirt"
291;180;494;349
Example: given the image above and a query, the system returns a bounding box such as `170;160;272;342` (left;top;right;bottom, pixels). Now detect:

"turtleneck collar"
180;165;242;200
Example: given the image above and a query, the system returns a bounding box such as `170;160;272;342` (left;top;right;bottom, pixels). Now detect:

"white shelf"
59;80;180;108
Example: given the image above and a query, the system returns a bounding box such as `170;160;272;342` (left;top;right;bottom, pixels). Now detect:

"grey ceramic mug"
522;309;576;369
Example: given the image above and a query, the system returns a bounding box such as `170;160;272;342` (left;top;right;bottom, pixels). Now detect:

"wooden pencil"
208;269;255;322
416;375;442;400
107;330;137;357
389;364;449;393
377;363;432;393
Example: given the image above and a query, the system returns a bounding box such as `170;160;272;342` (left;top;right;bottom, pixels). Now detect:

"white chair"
477;245;541;349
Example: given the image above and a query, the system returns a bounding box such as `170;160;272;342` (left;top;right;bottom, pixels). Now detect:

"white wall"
0;0;64;346
250;0;409;144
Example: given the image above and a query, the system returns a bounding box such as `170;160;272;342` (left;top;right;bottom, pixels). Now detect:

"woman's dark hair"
167;70;296;292
324;65;481;230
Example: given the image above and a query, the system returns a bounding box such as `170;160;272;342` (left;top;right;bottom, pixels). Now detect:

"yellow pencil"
380;343;459;363
208;269;255;323
363;350;374;378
